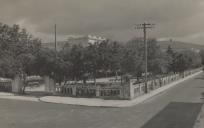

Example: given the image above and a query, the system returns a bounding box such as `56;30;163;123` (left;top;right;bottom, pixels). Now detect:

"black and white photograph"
0;0;204;128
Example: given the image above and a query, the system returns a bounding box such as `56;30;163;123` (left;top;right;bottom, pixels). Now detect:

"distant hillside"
158;41;204;51
42;40;89;51
42;40;204;52
42;41;67;51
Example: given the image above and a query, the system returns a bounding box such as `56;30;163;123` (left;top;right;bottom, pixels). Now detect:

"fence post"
44;76;55;93
72;86;76;96
129;80;134;99
96;85;100;97
12;75;23;93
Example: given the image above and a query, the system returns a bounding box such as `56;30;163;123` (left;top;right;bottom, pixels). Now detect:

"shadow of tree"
141;102;203;128
201;92;204;99
194;73;204;80
195;77;204;80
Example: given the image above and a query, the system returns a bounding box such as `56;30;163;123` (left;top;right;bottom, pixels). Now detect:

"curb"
39;71;203;107
0;92;39;102
0;92;14;96
0;95;39;102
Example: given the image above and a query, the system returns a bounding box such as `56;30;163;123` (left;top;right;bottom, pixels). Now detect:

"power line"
135;22;155;93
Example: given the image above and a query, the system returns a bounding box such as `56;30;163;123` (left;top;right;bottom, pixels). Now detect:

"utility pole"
135;22;154;93
54;24;57;52
54;24;57;93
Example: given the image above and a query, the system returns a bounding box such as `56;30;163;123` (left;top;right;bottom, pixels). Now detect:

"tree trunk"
115;71;118;79
94;77;96;86
22;86;26;94
83;78;87;84
120;74;123;86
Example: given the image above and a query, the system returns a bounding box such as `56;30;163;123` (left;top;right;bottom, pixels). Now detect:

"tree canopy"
0;22;202;86
0;23;41;78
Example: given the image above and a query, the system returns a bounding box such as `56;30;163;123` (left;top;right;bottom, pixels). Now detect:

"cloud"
0;0;204;44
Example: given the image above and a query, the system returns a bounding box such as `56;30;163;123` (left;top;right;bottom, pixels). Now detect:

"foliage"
0;22;202;87
0;23;41;78
166;47;202;73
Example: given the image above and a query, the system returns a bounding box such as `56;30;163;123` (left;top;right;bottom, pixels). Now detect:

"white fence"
0;78;12;92
129;68;202;99
55;84;123;99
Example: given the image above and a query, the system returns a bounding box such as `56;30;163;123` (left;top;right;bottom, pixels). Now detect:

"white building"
67;35;107;47
87;35;106;45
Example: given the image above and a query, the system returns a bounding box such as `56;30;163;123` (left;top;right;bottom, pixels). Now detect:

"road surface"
0;73;204;128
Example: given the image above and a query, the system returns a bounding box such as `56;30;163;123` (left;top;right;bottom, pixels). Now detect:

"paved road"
0;73;204;128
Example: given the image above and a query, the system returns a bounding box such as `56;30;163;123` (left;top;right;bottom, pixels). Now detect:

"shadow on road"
201;92;204;100
141;102;203;128
194;73;204;80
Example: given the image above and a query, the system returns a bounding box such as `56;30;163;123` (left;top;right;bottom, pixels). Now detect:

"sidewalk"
40;71;203;107
0;92;14;96
0;71;202;107
0;92;39;102
0;95;39;102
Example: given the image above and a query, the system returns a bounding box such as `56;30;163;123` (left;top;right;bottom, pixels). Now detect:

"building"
67;35;107;47
87;35;106;45
42;35;107;50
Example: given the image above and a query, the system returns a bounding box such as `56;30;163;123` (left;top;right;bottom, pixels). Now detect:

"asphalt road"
0;73;204;128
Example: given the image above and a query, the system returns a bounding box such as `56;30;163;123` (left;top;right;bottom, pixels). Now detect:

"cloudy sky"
0;0;204;44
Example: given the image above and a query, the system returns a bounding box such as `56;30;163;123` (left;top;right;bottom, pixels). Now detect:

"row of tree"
0;23;203;86
36;38;203;85
0;23;41;78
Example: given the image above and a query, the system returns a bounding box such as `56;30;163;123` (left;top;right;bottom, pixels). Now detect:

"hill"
41;41;67;51
158;41;204;51
42;40;204;52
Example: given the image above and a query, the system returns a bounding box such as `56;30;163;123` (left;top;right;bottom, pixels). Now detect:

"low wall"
55;68;202;100
44;76;55;93
0;75;43;94
0;80;12;92
55;84;123;99
129;68;202;99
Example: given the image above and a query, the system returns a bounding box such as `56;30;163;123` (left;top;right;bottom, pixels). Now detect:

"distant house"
42;35;107;50
67;35;107;47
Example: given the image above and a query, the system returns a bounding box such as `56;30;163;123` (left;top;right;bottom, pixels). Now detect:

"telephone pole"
54;24;57;52
135;22;155;93
53;24;57;93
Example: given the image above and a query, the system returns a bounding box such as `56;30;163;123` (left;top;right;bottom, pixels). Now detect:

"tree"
122;38;144;78
170;50;201;73
0;23;41;93
0;23;41;75
166;45;175;73
123;38;168;79
108;41;124;78
69;44;86;82
97;41;112;77
147;39;169;75
84;43;100;85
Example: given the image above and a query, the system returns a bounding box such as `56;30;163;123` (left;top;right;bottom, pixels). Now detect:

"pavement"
0;92;14;96
0;72;204;128
0;70;202;107
0;92;39;102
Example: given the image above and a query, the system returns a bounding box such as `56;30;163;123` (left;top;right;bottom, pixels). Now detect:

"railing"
130;68;202;99
55;68;202;100
55;84;122;98
0;79;12;92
